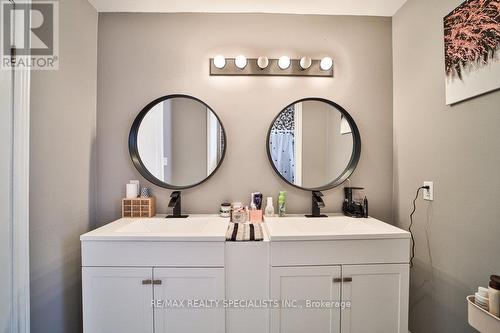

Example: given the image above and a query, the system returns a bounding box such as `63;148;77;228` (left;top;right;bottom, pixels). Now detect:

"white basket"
467;295;500;333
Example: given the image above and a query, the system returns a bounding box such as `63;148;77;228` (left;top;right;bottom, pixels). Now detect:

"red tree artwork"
444;0;500;80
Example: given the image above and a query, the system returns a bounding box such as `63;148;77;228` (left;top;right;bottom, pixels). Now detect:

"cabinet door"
341;264;409;333
153;267;225;333
270;266;341;333
82;267;153;333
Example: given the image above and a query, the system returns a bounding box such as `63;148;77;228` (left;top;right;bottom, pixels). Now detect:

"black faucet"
305;191;328;218
166;191;189;218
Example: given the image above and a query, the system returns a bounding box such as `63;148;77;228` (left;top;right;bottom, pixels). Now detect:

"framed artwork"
444;0;500;105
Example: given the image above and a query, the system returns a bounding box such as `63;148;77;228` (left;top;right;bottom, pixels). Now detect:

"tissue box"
122;197;155;218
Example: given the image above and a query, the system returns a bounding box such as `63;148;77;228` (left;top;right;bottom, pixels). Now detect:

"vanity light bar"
209;56;333;77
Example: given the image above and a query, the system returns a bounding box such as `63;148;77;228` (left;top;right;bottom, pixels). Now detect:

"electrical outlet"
423;181;433;201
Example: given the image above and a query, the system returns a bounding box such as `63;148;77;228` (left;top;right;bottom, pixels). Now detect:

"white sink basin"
115;217;217;233
80;215;229;241
264;214;410;241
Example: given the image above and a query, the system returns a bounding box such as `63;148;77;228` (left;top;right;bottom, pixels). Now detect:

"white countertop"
264;214;410;241
80;214;230;242
81;213;409;242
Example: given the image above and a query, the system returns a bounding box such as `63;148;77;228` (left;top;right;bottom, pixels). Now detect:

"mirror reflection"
268;100;354;189
136;96;225;188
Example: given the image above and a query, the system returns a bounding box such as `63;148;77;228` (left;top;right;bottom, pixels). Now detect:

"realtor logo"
1;0;59;69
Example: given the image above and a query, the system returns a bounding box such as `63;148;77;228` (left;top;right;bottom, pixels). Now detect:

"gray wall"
328;113;352;180
163;100;173;181
393;0;500;332
97;13;394;224
302;101;329;187
301;101;353;186
170;98;208;185
29;0;98;332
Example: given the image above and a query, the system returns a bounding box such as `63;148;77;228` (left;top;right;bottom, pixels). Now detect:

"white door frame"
9;0;31;331
12;64;30;333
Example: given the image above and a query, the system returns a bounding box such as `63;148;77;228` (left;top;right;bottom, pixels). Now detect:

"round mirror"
129;94;226;189
266;98;361;191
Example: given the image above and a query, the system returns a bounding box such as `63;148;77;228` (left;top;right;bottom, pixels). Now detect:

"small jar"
232;208;247;223
220;203;231;218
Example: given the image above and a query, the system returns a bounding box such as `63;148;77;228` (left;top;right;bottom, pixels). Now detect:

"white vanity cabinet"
82;266;225;333
270;266;342;333
340;264;409;333
82;267;154;333
81;216;410;333
266;216;411;333
80;217;228;333
153;267;225;333
270;263;409;333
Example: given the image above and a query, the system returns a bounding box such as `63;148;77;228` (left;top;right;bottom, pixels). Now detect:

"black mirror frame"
129;94;227;190
266;97;361;192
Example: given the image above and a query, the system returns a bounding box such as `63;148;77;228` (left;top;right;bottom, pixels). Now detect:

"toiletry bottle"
265;197;274;217
489;275;500;316
255;193;263;210
363;196;368;218
278;191;286;217
250;193;256;210
231;202;243;222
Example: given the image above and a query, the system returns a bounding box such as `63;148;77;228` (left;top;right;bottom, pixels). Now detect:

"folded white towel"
226;222;263;241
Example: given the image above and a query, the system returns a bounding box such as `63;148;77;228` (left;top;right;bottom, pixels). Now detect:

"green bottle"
278;191;286;217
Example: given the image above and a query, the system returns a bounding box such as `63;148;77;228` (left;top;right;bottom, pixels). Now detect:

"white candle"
126;183;138;198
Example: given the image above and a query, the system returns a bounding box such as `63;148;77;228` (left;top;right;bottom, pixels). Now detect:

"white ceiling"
88;0;408;17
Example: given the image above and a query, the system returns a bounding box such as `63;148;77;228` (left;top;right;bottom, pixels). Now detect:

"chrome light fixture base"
209;58;333;77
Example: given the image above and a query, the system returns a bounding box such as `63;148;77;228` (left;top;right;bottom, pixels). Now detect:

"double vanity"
82;94;409;332
81;215;410;333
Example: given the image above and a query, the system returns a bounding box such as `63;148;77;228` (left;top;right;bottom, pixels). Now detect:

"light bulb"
278;56;291;70
299;57;312;70
235;55;247;69
257;56;269;69
213;55;226;69
320;57;333;71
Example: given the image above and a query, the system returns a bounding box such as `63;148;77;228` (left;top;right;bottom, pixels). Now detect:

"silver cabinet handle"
142;279;152;285
333;277;352;283
152;280;162;285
